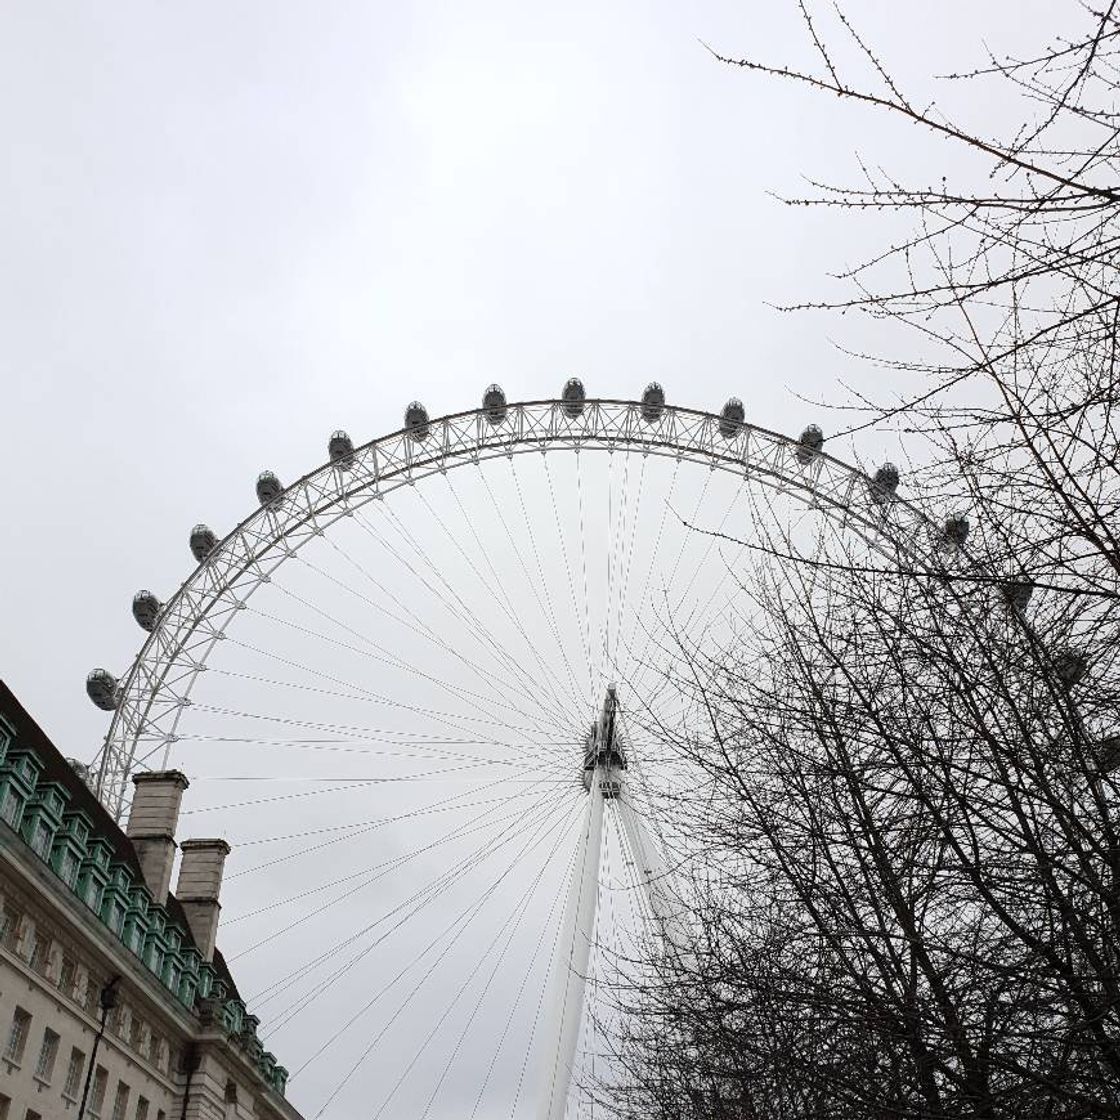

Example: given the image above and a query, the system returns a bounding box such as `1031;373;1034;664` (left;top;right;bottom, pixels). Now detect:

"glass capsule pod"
328;430;355;469
482;384;508;425
190;524;217;563
941;513;969;550
1052;648;1088;689
86;668;119;711
561;378;585;419
405;401;430;441
1002;579;1034;614
869;463;900;504
256;471;282;506
795;424;824;464
132;590;162;632
718;397;744;439
640;382;665;423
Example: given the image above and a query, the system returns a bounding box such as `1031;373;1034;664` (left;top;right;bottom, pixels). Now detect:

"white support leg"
616;794;684;954
540;772;606;1120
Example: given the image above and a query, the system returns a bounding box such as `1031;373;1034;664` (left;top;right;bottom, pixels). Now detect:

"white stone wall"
1;834;303;1120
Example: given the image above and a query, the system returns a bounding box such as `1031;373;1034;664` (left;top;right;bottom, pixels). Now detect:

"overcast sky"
0;2;1068;1116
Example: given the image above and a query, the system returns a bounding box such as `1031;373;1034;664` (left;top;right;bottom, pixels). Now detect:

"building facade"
0;682;303;1120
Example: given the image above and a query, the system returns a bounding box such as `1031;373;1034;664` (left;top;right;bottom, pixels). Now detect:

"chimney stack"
175;839;231;962
126;771;189;905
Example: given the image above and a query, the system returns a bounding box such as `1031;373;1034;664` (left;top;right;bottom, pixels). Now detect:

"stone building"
0;681;304;1120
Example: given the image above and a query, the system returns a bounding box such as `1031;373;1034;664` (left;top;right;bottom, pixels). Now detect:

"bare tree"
613;5;1120;1118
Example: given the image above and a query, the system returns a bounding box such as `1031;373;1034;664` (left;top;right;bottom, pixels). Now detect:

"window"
0;903;21;950
85;877;103;911
0;787;22;827
33;1028;59;1081
58;847;80;886
0;1097;8;1120
129;1014;143;1051
111;1081;130;1120
145;943;163;976
4;1007;31;1064
106;900;125;935
89;1066;108;1118
30;818;52;857
28;932;50;974
134;1098;149;1120
63;1047;85;1099
59;955;76;997
156;1112;166;1120
25;1110;41;1120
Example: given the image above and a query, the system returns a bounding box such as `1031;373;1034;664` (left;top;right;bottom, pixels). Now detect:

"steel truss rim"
93;397;939;817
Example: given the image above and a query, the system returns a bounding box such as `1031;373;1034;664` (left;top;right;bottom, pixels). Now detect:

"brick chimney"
175;839;231;962
126;771;189;905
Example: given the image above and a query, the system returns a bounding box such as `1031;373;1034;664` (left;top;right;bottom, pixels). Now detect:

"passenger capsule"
561;378;586;419
718;397;745;439
66;758;93;787
795;424;824;464
328;430;355;469
256;471;282;506
1053;648;1088;689
86;669;119;711
869;463;900;504
405;401;430;441
640;382;665;423
131;590;162;632
1002;579;1034;614
189;524;217;563
482;384;508;425
941;513;969;550
1097;736;1120;774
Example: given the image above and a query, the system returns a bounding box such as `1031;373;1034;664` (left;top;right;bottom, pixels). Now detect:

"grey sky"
1;2;1066;1115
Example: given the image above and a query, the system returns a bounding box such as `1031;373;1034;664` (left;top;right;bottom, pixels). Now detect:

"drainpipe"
78;975;120;1119
178;1042;200;1120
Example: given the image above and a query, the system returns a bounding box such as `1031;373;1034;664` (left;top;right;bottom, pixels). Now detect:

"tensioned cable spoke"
231;795;543;969
431;472;583;723
366;497;578;735
253;785;575;1021
465;824;573;1120
208;650;557;747
617;457;682;675
543;454;595;698
576;452;596;698
313;503;578;734
246;592;564;743
291;793;582;1084
306;792;584;1118
261;792;575;1045
507;459;587;709
181;700;571;766
293;546;570;737
225;779;561;887
623;469;716;695
413;803;580;1120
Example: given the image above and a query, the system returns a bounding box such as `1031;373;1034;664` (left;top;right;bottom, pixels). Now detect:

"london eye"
82;383;949;1119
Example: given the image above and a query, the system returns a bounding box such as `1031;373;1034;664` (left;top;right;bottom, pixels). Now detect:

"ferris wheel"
81;381;951;1119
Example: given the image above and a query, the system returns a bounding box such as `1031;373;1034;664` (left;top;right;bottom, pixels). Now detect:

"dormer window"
84;878;103;911
57;848;80;887
0;786;23;828
105;899;125;935
165;959;182;997
29;817;53;858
